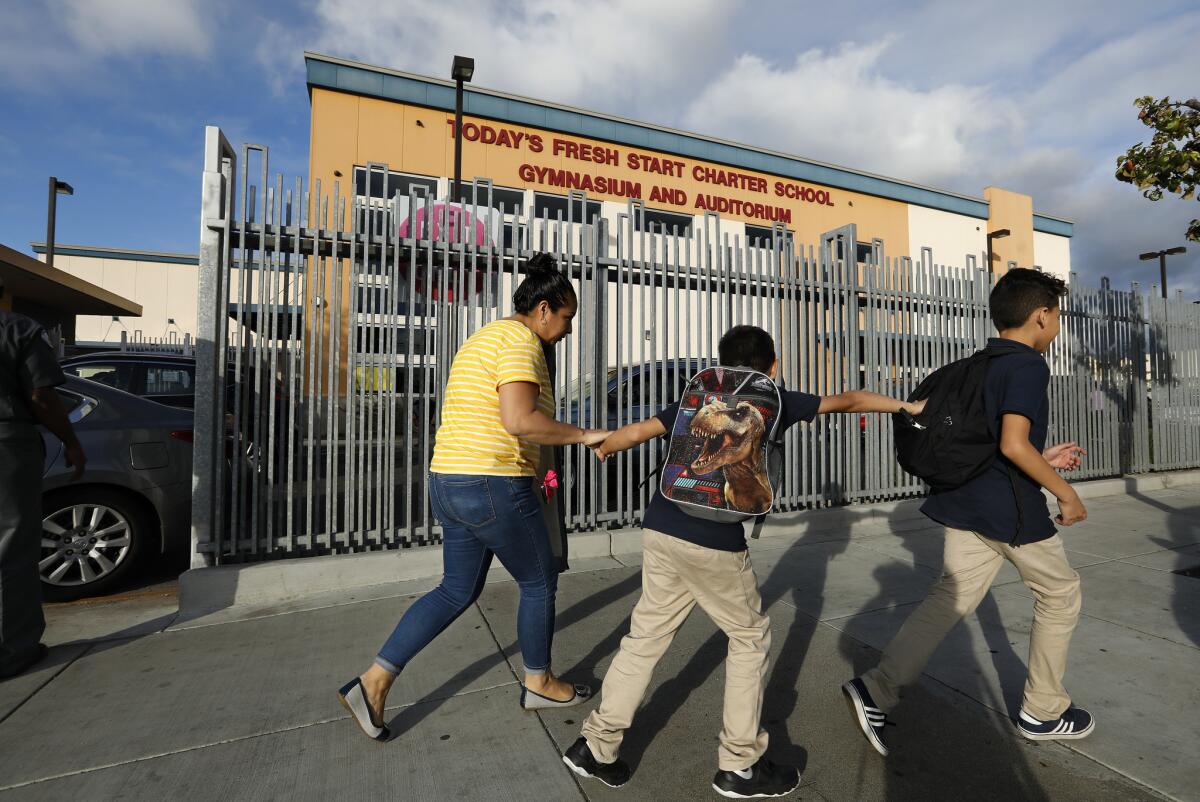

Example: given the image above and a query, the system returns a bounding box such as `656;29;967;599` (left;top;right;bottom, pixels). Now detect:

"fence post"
191;127;235;569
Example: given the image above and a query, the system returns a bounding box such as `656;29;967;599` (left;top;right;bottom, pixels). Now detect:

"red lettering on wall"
773;180;835;207
517;163;641;199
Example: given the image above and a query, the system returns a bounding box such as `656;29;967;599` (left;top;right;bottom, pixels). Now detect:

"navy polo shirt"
921;338;1056;546
641;389;821;552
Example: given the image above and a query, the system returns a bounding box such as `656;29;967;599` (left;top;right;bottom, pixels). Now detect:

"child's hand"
1054;490;1088;526
1044;442;1086;471
901;398;926;416
590;440;609;462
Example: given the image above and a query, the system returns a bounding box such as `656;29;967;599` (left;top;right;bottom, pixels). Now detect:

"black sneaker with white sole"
1017;705;1095;740
842;677;890;757
563;737;631;788
711;757;800;799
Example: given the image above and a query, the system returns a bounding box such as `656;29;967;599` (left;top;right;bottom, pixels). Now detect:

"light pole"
986;228;1010;274
450;55;475;204
1138;247;1187;299
46;177;74;270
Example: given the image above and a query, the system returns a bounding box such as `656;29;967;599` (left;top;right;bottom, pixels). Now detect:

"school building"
34;52;1074;356
304;52;1073;277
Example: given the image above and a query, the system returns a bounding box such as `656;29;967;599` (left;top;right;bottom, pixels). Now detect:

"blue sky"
2;0;1198;294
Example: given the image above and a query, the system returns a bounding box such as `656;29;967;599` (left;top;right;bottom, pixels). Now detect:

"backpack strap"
750;513;767;540
639;454;666;490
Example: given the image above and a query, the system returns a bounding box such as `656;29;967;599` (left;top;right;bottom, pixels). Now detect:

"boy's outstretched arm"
1000;414;1087;526
818;390;925;416
593;418;667;461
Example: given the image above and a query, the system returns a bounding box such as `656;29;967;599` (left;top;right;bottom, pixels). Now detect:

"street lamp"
1138;246;1187;299
46;177;74;270
986;228;1010;273
451;55;475;205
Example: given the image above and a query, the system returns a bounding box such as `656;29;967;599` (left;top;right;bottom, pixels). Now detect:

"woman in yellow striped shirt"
339;254;609;741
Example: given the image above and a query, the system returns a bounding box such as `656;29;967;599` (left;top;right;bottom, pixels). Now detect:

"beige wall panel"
1033;231;1072;281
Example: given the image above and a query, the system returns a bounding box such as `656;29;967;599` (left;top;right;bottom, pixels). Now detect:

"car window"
55;389;84;414
144;365;195;395
65;363;135;392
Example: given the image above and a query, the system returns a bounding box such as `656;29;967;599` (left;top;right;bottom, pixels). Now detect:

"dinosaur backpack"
659;366;784;523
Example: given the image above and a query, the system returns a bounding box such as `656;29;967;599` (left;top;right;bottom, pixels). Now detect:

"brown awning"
0;243;142;317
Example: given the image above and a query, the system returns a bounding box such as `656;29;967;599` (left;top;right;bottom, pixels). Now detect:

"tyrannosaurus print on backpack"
659;366;783;523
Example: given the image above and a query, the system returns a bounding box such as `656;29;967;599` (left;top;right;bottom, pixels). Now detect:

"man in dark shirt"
564;325;923;799
0;281;86;679
843;268;1092;759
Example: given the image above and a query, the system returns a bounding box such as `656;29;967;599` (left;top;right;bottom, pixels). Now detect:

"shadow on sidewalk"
837;506;1049;801
387;570;643;736
1124;480;1200;648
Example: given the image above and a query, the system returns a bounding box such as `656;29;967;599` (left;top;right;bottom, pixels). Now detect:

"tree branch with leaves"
1115;95;1200;242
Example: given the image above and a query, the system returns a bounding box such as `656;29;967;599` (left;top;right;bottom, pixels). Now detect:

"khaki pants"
863;528;1081;721
581;528;771;771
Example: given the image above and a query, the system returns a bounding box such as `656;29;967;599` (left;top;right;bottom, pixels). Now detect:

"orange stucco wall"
308;88;912;253
984;186;1035;273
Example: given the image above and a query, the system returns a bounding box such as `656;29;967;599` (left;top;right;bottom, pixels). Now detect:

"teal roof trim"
1033;215;1073;237
305;54;1074;237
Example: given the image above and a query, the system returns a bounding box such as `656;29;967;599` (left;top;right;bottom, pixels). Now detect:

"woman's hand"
1044;442;1086;471
580;428;610;447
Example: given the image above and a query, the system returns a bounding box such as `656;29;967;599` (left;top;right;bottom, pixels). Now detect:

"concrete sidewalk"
1;481;1196;801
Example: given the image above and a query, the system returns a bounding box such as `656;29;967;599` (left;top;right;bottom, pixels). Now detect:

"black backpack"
892;343;1026;493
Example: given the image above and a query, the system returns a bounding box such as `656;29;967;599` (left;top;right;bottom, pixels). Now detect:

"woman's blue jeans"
376;473;559;676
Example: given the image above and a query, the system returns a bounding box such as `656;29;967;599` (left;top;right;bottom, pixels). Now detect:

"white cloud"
56;0;212;58
681;40;1020;186
0;0;212;91
259;0;741;116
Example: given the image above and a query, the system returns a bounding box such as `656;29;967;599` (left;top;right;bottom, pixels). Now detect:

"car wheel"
40;489;148;602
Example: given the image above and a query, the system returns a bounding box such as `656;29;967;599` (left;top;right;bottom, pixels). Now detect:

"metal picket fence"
190;129;1200;566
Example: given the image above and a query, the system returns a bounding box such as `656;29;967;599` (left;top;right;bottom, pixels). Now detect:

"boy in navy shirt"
843;268;1090;758
563;325;923;799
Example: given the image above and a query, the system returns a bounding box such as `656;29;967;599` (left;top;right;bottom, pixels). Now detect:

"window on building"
633;207;693;235
353;167;438;202
454;184;525;249
833;239;878;263
533;193;601;224
352;168;440;270
744;224;794;250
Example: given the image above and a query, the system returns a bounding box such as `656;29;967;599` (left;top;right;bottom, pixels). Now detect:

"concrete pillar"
983;186;1034;274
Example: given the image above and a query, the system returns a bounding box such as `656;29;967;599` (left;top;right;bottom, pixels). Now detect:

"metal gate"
191;128;1200;566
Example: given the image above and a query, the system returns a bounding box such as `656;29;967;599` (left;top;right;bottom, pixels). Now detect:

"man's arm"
497;381;609;446
29;386;86;480
818;390;925;416
594;418;667;461
999;414;1086;525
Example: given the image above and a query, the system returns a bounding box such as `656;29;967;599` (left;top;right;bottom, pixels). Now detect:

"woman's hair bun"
512;251;576;314
524;251;560;277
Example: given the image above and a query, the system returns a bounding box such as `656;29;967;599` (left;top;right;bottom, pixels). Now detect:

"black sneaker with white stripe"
842;677;890;757
711;757;800;799
1017;705;1095;740
562;737;631;788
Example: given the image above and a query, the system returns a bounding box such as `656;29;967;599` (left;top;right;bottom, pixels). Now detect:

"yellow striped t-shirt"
430;319;555;477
